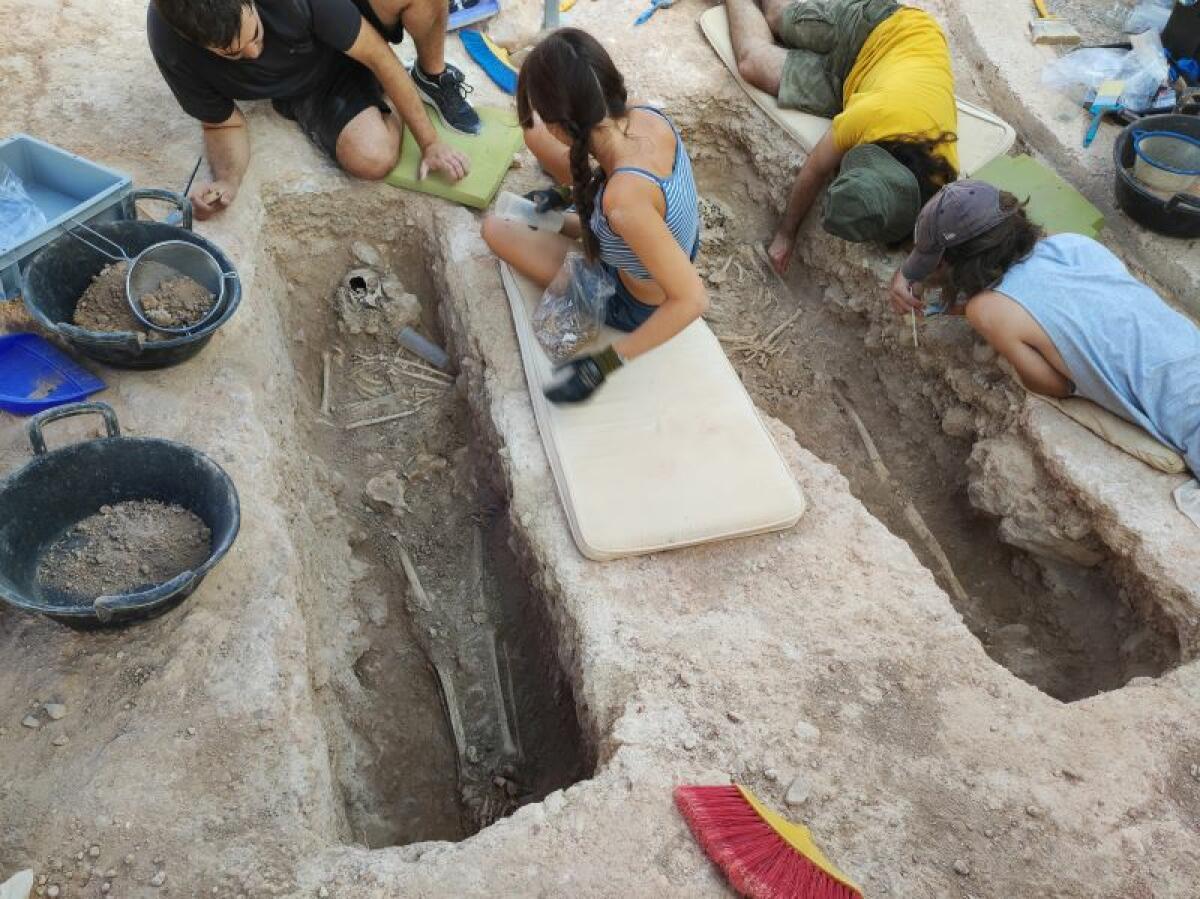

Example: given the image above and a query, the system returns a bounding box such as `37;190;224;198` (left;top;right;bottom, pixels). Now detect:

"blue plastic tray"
0;333;106;415
0;134;133;300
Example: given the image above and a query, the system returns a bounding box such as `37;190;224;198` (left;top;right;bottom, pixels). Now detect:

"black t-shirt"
147;0;365;123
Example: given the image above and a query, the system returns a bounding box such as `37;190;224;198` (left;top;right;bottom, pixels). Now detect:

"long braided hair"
516;28;628;262
872;131;959;206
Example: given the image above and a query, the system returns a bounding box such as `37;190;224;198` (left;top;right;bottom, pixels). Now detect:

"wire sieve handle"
61;219;131;262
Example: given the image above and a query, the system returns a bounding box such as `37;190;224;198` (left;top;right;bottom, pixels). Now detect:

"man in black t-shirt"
149;0;481;220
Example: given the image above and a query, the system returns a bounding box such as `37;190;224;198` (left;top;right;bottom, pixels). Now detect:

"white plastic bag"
1041;31;1169;113
1042;48;1127;106
0;163;47;252
1119;29;1170;112
532;253;614;362
1125;0;1173;35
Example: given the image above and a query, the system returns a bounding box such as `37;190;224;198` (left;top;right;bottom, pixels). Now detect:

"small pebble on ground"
785;774;810;807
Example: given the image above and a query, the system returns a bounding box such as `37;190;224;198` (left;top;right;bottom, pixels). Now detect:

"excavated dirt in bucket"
72;262;215;338
36;499;211;600
138;272;215;329
73;261;156;339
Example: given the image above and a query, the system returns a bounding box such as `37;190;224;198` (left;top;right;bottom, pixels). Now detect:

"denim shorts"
602;237;701;333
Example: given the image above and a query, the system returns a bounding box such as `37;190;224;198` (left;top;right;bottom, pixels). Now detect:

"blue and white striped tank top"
590;106;701;281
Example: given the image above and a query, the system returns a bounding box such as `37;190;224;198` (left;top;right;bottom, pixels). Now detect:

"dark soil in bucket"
36;500;212;600
73;262;215;337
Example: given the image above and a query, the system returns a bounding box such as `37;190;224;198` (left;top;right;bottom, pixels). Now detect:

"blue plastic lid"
0;333;106;415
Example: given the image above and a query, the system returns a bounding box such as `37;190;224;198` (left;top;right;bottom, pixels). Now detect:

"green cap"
821;144;921;244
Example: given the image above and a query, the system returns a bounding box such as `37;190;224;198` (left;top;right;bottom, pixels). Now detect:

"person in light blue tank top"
889;180;1200;477
481;28;707;404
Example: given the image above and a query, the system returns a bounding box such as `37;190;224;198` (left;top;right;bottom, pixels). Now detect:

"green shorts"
777;0;899;114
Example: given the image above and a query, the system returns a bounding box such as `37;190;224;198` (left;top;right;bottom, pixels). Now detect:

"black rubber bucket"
21;190;242;369
1113;114;1200;239
0;403;240;628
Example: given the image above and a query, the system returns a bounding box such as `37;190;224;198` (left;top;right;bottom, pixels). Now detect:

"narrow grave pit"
686;147;1179;703
262;191;590;847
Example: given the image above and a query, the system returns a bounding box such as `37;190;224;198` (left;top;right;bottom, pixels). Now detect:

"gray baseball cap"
901;181;1014;282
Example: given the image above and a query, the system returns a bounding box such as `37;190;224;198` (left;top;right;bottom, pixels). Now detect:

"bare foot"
767;232;794;275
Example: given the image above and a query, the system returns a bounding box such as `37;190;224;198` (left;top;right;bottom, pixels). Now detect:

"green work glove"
544;345;624;404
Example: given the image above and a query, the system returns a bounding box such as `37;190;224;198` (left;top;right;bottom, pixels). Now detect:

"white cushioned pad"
501;262;807;561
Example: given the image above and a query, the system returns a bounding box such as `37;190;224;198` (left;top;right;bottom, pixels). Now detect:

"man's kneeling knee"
342;142;400;181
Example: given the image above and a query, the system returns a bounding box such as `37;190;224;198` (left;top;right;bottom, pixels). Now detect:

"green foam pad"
975;154;1105;238
385;106;523;209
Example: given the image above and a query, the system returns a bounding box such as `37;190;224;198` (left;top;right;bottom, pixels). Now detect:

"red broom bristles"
674;785;862;899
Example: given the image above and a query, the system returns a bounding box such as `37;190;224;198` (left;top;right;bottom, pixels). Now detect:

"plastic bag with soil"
532;253;614;363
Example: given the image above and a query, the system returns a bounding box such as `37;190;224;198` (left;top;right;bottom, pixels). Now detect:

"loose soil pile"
73;262;150;337
136;262;216;329
37;499;212;599
73;262;215;337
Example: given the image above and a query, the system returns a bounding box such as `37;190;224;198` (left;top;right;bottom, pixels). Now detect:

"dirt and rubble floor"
2;0;1199;897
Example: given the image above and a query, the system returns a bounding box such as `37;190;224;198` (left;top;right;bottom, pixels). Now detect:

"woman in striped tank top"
482;28;707;404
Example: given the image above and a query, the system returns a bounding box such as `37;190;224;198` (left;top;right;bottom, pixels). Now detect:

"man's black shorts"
272;56;390;161
271;2;403;161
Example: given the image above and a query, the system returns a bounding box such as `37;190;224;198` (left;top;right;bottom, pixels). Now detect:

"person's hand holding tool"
887;268;925;317
189;181;237;221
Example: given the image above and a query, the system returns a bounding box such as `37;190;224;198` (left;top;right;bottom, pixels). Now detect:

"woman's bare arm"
605;180;708;361
967;291;1073;397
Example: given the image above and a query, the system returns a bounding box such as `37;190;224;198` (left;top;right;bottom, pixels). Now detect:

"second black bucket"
0;402;241;628
21;191;242;369
1114;114;1200;239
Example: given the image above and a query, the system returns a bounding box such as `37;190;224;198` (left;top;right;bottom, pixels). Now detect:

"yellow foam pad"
385;106;523;209
500;262;806;561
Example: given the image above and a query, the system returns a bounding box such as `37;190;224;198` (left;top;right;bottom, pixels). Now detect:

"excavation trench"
684;135;1179;703
261;190;589;848
257;132;1179;849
